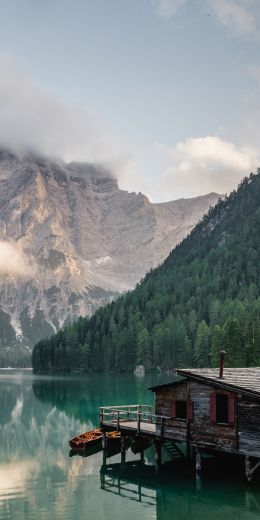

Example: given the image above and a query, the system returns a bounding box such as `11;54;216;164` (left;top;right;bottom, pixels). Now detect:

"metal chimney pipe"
219;350;226;378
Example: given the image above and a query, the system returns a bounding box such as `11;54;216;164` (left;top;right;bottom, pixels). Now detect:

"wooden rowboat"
69;428;120;450
69;428;102;449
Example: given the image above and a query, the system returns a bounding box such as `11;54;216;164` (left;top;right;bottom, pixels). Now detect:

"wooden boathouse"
100;366;260;482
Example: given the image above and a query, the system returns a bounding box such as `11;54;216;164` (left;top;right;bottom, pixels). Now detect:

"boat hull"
69;429;121;450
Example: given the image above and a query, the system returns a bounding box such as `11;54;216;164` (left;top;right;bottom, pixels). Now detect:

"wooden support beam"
102;432;107;467
160;417;165;437
138;482;142;502
245;456;260;483
140;446;144;463
245;456;252;483
195;448;202;489
196;449;202;473
137;412;141;434
121;435;126;465
155;440;161;473
100;407;104;426
186;441;192;460
100;470;105;489
196;472;202;491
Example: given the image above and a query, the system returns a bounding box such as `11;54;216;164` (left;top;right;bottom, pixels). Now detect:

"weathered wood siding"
155;379;260;456
189;381;237;452
155;382;188;441
237;397;260;456
155;380;237;450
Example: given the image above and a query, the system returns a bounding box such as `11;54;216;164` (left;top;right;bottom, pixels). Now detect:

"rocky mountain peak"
0;150;220;363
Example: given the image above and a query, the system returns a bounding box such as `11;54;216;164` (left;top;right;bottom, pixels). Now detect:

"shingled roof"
150;368;260;400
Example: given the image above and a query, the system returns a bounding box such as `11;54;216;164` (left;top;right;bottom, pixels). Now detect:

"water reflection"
32;373;156;424
0;371;92;519
100;460;260;520
0;370;260;520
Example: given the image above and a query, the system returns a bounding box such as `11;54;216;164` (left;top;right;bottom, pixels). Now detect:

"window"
176;400;187;419
172;400;193;420
210;392;235;425
216;394;228;424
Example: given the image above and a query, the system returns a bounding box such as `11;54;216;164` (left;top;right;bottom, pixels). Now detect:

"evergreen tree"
194;321;210;367
32;171;260;373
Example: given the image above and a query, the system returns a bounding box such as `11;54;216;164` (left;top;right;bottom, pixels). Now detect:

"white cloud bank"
0;52;118;163
0;241;36;277
160;136;259;198
206;0;256;36
153;0;258;36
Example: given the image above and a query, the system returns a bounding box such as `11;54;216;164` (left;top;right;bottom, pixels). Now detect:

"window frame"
171;399;193;421
210;391;236;426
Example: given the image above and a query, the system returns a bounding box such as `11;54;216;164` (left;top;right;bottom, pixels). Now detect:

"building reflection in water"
100;459;260;520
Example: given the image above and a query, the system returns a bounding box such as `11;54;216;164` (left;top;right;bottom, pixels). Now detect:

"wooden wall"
155;380;236;451
189;381;237;452
154;380;260;456
237;397;260;456
155;382;188;441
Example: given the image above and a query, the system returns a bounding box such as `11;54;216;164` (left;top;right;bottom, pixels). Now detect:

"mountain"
32;171;260;374
0;149;219;366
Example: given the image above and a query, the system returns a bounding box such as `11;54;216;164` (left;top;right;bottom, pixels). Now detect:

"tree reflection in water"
0;371;260;520
100;459;260;520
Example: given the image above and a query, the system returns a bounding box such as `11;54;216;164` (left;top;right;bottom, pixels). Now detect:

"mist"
0;241;36;277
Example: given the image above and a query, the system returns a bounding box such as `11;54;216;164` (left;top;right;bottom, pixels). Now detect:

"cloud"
0;52;118;163
152;0;187;17
204;0;256;36
159;136;259;198
0;241;36;277
152;0;258;36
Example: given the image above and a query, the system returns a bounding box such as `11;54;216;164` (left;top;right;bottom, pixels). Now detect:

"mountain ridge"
0;149;219;365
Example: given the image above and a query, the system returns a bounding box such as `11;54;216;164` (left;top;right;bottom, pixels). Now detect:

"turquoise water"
0;370;260;520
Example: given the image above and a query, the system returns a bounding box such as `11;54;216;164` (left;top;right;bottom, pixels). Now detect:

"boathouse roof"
150;368;260;400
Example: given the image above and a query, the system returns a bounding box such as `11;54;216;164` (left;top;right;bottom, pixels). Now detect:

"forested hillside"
32;171;260;373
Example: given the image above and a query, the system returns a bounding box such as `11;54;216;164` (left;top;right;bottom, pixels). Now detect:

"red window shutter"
228;393;236;425
187;400;193;421
171;399;176;418
210;392;216;423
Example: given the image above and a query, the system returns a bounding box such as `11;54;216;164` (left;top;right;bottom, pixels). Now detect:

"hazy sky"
0;0;260;201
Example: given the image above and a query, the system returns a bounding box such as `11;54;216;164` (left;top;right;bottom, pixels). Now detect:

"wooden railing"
99;404;171;435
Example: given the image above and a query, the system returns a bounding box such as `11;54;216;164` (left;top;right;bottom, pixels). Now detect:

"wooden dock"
100;404;184;471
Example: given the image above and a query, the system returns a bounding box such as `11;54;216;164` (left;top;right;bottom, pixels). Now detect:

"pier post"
155;440;161;474
121;434;126;465
245;456;252;483
102;431;107;467
195;448;202;490
138;482;142;502
245;456;260;484
100;470;105;489
196;448;202;473
186;441;191;460
140;445;144;463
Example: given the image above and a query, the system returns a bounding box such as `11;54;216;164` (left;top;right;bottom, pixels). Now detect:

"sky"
0;0;260;201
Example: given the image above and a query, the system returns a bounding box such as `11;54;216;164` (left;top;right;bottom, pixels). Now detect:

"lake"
0;370;260;520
